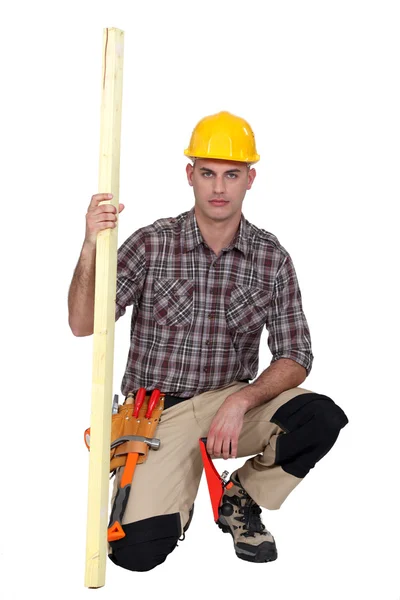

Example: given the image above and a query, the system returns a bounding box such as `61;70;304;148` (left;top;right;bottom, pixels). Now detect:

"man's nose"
213;175;226;195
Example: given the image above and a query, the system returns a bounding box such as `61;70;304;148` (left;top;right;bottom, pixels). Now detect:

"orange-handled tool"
107;453;139;542
107;434;160;542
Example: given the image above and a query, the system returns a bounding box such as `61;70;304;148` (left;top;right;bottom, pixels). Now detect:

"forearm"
68;241;96;336
234;358;307;412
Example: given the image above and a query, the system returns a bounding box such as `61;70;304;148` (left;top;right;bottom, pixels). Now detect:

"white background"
0;1;399;598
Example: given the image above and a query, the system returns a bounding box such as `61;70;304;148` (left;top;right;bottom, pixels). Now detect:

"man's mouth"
209;199;229;206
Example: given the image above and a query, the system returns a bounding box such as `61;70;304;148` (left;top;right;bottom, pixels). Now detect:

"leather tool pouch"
84;391;164;474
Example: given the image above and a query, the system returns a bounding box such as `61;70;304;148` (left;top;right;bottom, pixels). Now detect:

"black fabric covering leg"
271;393;349;478
108;513;181;572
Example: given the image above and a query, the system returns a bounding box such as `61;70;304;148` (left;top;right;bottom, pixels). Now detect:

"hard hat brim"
184;149;260;163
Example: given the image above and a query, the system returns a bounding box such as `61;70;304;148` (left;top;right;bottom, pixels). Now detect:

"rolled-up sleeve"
115;229;146;322
265;254;314;375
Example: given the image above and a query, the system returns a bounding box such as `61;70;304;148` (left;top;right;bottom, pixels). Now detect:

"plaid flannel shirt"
116;207;313;397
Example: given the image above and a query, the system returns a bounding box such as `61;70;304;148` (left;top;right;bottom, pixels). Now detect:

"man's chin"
195;203;239;223
206;209;233;222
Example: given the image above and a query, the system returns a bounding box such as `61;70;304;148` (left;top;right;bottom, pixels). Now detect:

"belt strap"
163;394;191;409
148;380;250;410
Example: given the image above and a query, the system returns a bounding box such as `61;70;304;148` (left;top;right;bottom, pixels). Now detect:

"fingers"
221;438;237;459
230;439;238;459
85;193;124;246
221;438;231;460
87;206;117;229
88;193;114;209
88;194;124;212
91;205;118;220
207;433;237;459
206;434;215;457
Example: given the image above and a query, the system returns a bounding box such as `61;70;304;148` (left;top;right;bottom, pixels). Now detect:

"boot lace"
240;504;267;537
237;486;268;538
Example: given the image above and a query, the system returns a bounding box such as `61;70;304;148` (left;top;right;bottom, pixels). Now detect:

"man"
68;111;348;571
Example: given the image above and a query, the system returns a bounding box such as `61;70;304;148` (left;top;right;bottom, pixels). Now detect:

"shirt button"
205;340;210;346
203;366;208;372
208;313;214;319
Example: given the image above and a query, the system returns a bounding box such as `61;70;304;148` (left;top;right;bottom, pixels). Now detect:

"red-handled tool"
145;389;161;418
199;437;233;522
133;387;146;418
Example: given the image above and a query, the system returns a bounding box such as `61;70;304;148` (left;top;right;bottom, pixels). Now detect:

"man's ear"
186;162;194;187
247;168;256;190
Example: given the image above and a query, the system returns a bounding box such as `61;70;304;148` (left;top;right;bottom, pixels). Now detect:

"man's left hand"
206;393;248;459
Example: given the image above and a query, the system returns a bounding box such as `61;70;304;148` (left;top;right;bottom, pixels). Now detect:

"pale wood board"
84;27;124;589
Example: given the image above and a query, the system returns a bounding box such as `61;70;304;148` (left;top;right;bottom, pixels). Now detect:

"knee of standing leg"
273;393;349;478
309;395;349;437
108;514;181;572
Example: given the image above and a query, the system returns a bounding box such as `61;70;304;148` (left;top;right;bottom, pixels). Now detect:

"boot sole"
217;520;278;563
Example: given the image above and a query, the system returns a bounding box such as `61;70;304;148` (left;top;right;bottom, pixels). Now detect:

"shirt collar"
182;207;248;257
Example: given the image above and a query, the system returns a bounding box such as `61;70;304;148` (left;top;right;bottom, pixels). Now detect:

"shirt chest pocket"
153;278;194;327
225;285;272;334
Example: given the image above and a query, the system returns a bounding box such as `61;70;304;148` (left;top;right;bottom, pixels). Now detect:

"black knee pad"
271;393;348;478
108;513;181;572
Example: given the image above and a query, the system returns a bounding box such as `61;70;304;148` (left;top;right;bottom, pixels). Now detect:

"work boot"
217;471;277;563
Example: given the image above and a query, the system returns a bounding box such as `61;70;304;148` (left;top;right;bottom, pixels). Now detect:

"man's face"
186;158;256;223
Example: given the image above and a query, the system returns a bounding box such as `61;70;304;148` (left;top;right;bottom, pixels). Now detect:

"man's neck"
194;207;241;257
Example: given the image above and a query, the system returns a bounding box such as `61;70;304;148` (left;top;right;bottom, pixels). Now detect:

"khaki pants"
110;381;316;537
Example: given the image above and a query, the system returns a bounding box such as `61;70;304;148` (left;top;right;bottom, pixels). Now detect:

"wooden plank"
84;27;124;589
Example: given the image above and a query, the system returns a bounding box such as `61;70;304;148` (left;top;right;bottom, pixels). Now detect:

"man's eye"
201;172;238;178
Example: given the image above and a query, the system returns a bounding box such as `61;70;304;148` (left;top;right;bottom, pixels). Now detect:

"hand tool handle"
199;438;226;522
110;435;160;450
133;387;146;418
145;389;161;418
107;452;139;542
107;486;130;542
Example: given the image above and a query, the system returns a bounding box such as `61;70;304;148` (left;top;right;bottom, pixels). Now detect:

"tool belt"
84;388;165;542
84;389;165;473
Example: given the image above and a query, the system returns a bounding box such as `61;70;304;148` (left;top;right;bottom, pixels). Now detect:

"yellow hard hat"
184;111;260;163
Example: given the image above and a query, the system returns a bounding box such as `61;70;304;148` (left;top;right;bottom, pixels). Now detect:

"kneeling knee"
108;513;181;572
110;538;177;572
